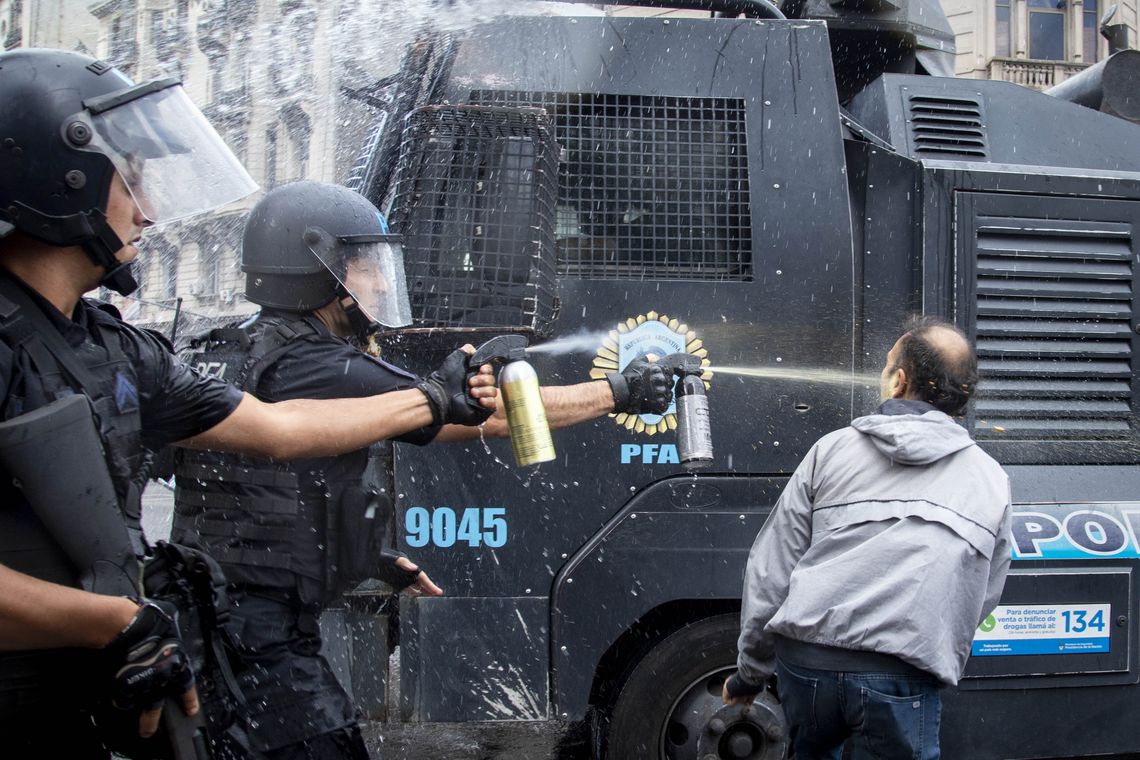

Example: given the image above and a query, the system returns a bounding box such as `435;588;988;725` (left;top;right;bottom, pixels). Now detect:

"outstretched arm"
179;351;496;459
435;379;614;442
435;356;672;442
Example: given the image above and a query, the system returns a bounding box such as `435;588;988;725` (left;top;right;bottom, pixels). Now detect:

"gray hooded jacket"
736;400;1012;686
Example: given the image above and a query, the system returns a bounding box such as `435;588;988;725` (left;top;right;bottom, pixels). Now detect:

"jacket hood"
851;400;975;465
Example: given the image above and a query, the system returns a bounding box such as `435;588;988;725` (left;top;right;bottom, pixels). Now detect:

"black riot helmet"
242;181;412;338
0;48;256;295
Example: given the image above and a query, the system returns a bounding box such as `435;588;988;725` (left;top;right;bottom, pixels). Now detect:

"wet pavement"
360;719;588;759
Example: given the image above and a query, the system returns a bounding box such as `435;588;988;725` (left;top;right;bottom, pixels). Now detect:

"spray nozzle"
458;335;530;419
470;334;530;366
661;352;703;377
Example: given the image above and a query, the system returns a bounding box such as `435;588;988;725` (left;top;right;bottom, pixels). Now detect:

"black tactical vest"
171;315;391;606
0;280;145;588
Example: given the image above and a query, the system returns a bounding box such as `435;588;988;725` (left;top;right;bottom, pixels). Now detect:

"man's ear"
888;368;908;399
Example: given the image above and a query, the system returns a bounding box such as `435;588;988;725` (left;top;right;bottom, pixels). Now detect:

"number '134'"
405;506;507;548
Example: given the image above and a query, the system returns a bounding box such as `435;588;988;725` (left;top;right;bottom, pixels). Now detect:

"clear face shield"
72;79;257;224
307;229;413;330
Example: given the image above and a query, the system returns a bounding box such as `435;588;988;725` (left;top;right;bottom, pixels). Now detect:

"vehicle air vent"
906;94;989;160
970;210;1136;458
469;91;752;282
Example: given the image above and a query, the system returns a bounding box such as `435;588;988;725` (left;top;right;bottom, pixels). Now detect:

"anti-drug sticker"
972;604;1110;657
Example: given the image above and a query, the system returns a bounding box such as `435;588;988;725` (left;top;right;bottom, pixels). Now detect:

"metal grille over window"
388;105;560;336
972;215;1134;450
469;91;753;281
907;94;989;160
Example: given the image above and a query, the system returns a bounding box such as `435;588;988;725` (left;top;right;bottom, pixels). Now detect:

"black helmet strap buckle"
334;283;380;343
74;208;138;297
8;201;139;297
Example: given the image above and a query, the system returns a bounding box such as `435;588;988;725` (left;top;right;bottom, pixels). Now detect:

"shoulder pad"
86;298;123;320
141;327;175;354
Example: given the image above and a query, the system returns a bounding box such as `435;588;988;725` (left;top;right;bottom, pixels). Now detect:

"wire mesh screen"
469;91;753;281
388;105;559;336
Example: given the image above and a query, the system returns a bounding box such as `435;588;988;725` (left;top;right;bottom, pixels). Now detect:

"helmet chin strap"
337;290;380;343
8;203;140;297
81;212;139;297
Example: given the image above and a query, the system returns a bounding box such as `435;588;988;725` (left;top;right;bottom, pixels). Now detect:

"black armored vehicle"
332;1;1140;757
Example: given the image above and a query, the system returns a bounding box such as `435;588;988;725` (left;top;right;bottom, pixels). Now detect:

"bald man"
724;316;1012;760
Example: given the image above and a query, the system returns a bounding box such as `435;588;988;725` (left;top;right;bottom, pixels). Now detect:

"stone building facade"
4;0;411;333
944;0;1138;86
5;0;1138;333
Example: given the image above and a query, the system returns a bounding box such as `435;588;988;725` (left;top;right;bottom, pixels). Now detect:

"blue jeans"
775;656;942;760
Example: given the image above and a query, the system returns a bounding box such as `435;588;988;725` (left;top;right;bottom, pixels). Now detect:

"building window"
1028;0;1067;60
995;0;1012;56
148;11;163;46
108;13;136;66
995;0;1105;63
279;106;311;182
201;246;219;296
163;250;178;299
264;128;278;189
1083;0;1100;62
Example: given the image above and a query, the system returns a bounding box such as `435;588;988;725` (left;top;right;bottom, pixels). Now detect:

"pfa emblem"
591;311;711;435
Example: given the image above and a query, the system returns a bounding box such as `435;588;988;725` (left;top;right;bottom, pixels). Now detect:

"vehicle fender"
550;475;787;720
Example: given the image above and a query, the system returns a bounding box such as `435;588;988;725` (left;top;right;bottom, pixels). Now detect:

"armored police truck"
331;1;1140;757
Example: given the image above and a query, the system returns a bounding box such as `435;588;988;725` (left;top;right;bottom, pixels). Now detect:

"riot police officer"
0;49;497;760
170;180;672;760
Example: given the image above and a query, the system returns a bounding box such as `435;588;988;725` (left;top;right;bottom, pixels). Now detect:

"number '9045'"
405;507;507;548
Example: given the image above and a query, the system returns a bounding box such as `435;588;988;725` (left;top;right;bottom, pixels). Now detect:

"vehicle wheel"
606;613;788;760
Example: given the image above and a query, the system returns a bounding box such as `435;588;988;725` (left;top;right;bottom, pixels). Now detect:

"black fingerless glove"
374;548;423;592
607;358;672;415
102;599;194;711
416;349;494;427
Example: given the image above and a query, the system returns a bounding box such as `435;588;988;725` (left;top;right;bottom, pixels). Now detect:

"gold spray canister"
470;335;556;466
500;358;556;466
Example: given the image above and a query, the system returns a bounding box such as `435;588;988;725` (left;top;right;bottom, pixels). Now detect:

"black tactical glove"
416;348;494;426
374;548;424;592
607;357;672;415
102;599;195;712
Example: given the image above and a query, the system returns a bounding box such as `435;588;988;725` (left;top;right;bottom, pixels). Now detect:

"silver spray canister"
470;335;556;467
673;360;713;469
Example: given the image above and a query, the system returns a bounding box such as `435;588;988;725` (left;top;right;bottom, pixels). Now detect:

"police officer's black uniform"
166;178;670;760
0;267;245;757
172;312;436;759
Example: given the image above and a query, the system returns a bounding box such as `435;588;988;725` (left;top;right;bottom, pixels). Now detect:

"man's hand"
722;672;762;708
417;345;497;426
394;556;444;597
722;679;757;707
607;356;672;415
101;599;199;738
375;549;443;596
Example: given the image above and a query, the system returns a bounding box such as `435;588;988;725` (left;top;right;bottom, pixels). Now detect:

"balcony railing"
988;57;1090;89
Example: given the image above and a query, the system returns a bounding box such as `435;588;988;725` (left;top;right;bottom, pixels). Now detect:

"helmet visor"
311;233;413;329
78;81;257;224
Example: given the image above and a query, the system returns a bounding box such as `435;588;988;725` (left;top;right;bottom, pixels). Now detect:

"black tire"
606;613;787;760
